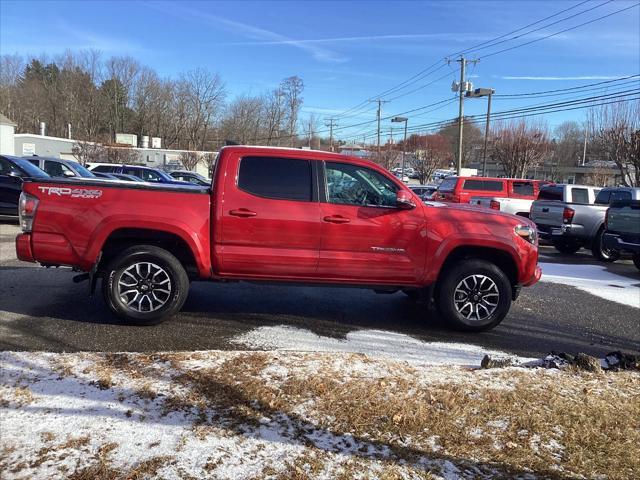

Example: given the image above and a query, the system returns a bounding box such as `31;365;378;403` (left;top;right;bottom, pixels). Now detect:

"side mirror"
6;171;23;183
63;170;75;177
396;190;416;210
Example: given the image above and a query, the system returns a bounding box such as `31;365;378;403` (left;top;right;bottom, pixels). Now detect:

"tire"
633;253;640;271
591;228;620;262
435;259;512;332
552;238;582;254
101;245;189;325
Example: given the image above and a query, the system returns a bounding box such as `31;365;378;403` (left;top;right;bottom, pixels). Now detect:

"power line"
328;0;610;118
460;0;615;57
494;75;640;98
480;2;640;59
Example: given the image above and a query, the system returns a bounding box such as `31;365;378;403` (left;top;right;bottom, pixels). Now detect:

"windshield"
13;157;50;177
71;162;96;178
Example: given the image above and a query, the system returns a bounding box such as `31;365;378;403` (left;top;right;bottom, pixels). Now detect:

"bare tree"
202;152;217;177
281;76;304;147
103;146;141;164
407;134;451;184
178;151;202;171
490;120;550;178
72;140;104;165
589;100;640;186
181;69;225;151
263;87;285;145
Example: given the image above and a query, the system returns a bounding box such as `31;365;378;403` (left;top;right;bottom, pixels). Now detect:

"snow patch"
539;262;640;308
231;326;536;367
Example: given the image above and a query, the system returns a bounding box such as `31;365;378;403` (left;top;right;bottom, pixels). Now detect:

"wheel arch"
98;228;200;279
436;245;519;288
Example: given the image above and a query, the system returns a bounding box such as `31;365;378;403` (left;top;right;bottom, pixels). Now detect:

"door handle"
323;215;350;224
229;208;257;217
542;208;549;213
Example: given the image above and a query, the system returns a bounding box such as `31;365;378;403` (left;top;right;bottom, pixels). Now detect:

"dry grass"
158;352;640;479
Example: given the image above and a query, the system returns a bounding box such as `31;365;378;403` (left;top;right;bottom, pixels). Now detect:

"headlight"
515;225;537;245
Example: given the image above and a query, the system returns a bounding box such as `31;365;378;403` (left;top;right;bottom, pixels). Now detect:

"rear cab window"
438;177;458;191
238;156;312;201
511;181;535;197
538;186;563;201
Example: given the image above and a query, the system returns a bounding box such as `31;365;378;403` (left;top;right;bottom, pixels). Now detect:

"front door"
218;154;321;279
318;161;427;284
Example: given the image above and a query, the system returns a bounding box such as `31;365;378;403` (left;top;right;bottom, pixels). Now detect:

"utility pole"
450;56;478;175
325;118;336;152
582;127;588;166
482;92;492;176
308;119;312;149
370;99;388;163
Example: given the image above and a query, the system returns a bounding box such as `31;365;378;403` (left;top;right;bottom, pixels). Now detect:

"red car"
435;176;545;204
16;146;540;331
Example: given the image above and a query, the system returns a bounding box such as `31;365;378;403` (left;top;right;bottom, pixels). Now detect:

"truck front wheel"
102;245;189;325
436;259;512;332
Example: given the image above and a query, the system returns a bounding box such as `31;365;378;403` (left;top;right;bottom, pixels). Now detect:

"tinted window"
326;162;398;207
463;179;503;192
44;160;74;177
571;188;589;204
610;190;632;203
238;156;312;201
0;157;21;176
512;181;534;196
538;186;563;201
438;177;458;191
595;190;611;205
71;162;96;178
93;165;118;173
27;159;40;167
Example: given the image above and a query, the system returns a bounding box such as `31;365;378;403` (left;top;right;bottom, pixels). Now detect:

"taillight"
490;200;500;210
19;192;39;232
562;207;575;224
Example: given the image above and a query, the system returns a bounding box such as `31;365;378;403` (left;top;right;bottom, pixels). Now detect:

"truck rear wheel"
591;228;620;262
435;259;512;332
552;238;582;254
102;245;189;325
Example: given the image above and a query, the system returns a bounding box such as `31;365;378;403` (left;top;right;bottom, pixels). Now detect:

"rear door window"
238;156;312;202
571;188;589;204
610;190;632;203
512;181;535;196
462;179;504;192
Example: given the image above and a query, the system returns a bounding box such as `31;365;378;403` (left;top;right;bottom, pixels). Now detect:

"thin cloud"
147;2;347;63
500;75;629;81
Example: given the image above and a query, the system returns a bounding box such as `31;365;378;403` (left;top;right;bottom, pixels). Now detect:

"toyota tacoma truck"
15;146;541;332
531;184;640;261
603;200;640;270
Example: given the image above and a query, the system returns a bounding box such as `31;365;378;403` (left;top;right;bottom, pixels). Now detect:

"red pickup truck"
15;146;541;331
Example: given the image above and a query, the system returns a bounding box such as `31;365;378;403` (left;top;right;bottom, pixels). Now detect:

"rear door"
218;154;321;278
318;161;426;284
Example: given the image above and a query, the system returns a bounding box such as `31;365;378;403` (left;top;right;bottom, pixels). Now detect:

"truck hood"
425;200;536;229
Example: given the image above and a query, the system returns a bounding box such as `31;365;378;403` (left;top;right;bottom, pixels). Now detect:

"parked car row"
0;154;211;220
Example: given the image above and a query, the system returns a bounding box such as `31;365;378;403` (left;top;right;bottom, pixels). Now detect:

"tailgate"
608;203;640;235
530;201;565;226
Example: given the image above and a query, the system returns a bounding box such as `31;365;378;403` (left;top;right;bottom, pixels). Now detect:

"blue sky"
1;0;638;141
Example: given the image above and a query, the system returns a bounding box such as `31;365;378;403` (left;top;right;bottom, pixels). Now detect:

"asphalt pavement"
1;221;638;357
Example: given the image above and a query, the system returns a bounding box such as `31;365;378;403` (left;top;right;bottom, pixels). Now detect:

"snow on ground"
539;262;640;308
231;326;536;367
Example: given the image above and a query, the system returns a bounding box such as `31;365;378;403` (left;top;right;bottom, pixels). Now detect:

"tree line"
0;51;306;151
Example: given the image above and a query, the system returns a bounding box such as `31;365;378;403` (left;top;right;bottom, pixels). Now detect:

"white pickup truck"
473;197;535;217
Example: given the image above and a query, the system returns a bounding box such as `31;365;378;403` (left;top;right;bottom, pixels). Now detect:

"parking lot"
1;221;639;357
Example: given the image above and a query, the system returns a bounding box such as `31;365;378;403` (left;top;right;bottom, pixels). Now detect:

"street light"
391;116;408;182
466;88;495;176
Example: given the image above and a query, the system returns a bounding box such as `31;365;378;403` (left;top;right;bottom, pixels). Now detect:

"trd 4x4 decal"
38;186;102;199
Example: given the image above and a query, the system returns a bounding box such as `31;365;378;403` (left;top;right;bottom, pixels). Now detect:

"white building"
0;114;17;155
9;131;213;177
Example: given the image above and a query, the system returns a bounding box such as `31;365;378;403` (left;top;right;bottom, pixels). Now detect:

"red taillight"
19;192;39;232
563;207;575;224
490;200;500;210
